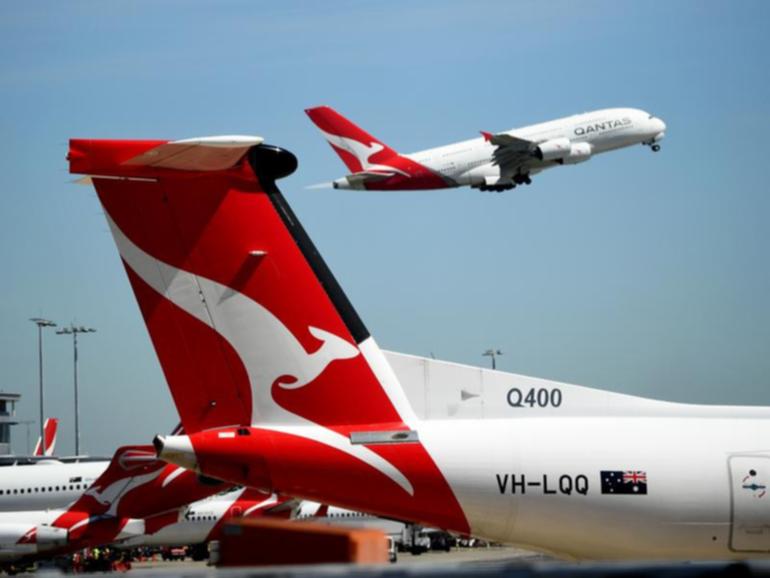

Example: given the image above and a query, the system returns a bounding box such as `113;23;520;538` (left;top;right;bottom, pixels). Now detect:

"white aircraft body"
0;459;107;512
296;501;406;537
306;106;666;191
126;488;285;548
69;135;770;561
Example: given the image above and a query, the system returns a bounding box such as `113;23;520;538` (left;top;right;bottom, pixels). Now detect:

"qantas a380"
306;106;666;192
68;133;770;562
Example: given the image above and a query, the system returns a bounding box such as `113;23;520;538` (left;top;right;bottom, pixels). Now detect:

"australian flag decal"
601;470;648;495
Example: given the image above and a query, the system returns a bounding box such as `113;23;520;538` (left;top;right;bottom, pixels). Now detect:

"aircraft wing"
481;131;533;151
481;131;536;171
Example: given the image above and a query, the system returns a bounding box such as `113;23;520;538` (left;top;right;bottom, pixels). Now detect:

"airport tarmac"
27;547;770;577
124;545;546;573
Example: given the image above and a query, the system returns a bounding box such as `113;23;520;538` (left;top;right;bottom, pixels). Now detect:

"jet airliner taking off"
306;106;666;192
69;134;770;561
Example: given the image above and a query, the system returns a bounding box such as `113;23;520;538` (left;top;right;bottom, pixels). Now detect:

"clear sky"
0;1;768;455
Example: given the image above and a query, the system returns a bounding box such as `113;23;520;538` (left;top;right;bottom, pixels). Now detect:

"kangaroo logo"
85;468;164;516
85;448;166;516
319;129;410;177
105;213;415;496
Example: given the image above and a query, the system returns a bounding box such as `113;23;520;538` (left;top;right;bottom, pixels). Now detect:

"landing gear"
474;174;531;193
651;144;661;152
476;183;515;193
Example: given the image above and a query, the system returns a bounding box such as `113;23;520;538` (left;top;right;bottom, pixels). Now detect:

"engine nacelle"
0;523;66;560
534;138;571;161
459;163;499;187
35;525;68;550
561;142;592;165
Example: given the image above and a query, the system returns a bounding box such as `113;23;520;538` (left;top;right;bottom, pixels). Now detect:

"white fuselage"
0;460;107;512
407;108;665;187
384;353;770;559
130;488;276;547
296;501;407;537
420;414;770;559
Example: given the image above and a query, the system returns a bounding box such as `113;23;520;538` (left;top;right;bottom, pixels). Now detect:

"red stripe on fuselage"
190;426;471;535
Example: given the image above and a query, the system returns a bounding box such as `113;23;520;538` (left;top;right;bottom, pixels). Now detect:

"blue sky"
1;1;768;455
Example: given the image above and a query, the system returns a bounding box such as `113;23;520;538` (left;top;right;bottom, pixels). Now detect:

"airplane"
0;443;288;569
69;135;770;561
305;105;666;192
33;418;58;457
0;423;183;513
0;456;107;512
124;487;291;554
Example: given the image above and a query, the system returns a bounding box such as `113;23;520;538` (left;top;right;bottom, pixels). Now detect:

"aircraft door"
730;455;770;552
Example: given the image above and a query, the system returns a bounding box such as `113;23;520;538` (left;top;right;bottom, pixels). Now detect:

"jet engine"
0;523;67;560
35;525;68;550
534;138;571;161
561;142;592;165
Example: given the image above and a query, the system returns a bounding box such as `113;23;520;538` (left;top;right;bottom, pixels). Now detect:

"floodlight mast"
29;318;56;454
56;325;96;456
482;348;503;370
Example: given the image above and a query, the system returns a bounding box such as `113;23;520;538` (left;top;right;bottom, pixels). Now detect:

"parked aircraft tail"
33;418;58;457
69;135;469;533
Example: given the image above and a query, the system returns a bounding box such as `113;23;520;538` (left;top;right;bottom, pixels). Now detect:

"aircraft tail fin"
70;135;470;535
34;418;58;456
69;137;417;436
305;106;399;172
65;445;228;522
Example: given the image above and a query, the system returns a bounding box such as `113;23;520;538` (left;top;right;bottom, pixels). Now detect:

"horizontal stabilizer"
122;135;263;171
345;170;395;184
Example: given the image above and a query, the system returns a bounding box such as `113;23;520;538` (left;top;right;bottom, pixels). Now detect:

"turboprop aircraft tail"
69;134;469;534
68;137;417;433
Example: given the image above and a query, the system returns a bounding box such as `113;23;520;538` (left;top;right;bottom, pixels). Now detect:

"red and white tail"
305;106;400;173
68;137;416;435
69;135;469;534
63;445;229;521
33;418;58;456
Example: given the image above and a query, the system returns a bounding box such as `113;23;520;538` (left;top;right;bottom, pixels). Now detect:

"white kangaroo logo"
105;212;414;495
319;129;410;177
85;468;164;517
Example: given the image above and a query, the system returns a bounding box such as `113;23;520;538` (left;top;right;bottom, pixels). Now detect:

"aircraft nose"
652;117;666;134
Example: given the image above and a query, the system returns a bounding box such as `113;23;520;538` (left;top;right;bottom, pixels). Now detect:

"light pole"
56;325;96;456
482;348;503;370
30;318;56;455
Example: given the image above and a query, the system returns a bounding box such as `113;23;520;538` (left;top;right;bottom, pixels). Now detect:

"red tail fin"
69;138;416;436
305;106;399;173
63;445;229;521
34;418;58;456
70;135;469;536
